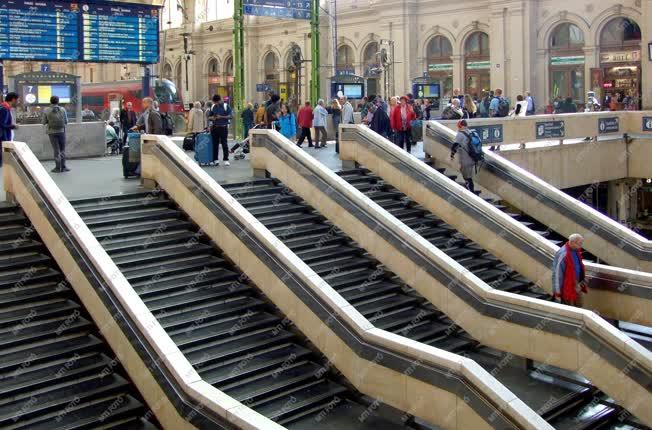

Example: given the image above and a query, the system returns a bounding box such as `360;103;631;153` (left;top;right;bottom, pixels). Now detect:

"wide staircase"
0;203;158;429
222;176;650;430
71;191;413;429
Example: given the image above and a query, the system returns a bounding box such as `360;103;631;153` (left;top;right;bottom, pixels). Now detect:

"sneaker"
224;161;230;166
61;167;70;172
51;167;60;173
215;162;220;167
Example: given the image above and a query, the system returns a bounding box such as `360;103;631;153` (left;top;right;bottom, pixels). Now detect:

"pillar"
452;55;464;93
641;0;652;109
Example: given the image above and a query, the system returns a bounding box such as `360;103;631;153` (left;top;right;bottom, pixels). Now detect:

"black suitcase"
122;148;140;178
183;133;196;151
122;133;141;178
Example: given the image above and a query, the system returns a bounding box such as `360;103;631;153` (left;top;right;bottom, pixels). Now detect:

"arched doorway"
336;45;355;75
363;42;380;97
463;32;490;97
599;17;641;110
264;52;280;96
426;35;453;98
207;58;220;98
549;23;585;104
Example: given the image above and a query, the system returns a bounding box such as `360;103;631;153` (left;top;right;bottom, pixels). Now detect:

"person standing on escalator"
450;120;477;193
552;234;588;307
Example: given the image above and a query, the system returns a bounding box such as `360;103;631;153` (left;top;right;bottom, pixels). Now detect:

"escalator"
0;203;158;429
70;191;414;429
223;176;650;430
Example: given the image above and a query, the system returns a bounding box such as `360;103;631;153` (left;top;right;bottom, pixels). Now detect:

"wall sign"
536;121;565;139
550;56;585;66
472;125;503;144
643;117;652;131
600;50;641;64
598;117;619;134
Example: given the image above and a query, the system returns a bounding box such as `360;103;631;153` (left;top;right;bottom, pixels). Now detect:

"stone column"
488;7;506;93
640;0;652;109
451;55;463;93
583;46;599;103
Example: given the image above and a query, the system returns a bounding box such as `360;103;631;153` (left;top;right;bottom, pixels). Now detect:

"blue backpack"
464;130;484;163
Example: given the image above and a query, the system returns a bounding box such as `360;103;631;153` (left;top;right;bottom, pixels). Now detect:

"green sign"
428;63;453;71
465;61;490;70
550;56;585;66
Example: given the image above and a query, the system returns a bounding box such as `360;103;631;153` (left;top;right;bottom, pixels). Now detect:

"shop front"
600;50;641;110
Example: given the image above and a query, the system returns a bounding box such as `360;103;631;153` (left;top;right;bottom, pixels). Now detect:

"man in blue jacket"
0;92;19;166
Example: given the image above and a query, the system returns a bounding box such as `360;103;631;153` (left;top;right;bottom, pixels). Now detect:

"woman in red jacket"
390;96;416;152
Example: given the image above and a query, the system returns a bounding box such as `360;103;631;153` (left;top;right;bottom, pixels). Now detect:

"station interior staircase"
0;203;159;430
221;175;651;430
425;164;652;351
70;191;416;430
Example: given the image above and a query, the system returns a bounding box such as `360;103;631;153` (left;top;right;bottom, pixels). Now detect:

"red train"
81;78;185;117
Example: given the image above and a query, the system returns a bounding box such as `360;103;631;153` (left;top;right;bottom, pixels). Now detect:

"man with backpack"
489;88;509;118
488;88;509;150
450;120;483;193
42;96;70;173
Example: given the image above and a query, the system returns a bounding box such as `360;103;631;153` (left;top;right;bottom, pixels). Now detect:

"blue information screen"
82;2;159;63
0;0;160;63
0;0;80;61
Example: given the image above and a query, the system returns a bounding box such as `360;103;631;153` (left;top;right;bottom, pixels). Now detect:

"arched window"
427;35;452;60
264;52;280;81
363;43;379;73
600;18;641;49
550;23;584;50
162;63;172;80
464;32;490;58
224;56;233;76
463;32;490;97
207;58;219;76
426;36;453;96
549;23;585;103
336;45;355;73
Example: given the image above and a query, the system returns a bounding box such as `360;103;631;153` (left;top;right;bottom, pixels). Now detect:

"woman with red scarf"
552;234;588;306
390;96;416;152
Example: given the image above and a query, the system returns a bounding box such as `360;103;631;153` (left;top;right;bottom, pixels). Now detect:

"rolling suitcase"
122;132;141;178
194;132;213;166
183;133;196;151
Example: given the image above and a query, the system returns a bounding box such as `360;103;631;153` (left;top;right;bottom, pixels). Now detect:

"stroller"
230;124;262;160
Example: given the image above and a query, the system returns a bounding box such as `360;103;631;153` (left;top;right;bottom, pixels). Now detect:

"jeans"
314;126;327;147
297;127;313;146
394;130;411;152
210;126;229;162
48;132;66;170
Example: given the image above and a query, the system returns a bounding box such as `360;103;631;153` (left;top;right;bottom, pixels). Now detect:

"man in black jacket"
119;101;138;152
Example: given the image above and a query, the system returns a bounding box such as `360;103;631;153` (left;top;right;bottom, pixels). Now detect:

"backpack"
161;112;174;135
46;106;66;130
463;130;484;163
495;97;509;117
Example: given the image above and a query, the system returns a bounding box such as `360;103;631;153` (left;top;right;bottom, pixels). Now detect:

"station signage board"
598;117;619;134
535;121;565;139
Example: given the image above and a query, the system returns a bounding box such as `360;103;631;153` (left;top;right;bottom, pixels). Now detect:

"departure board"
82;3;159;63
0;0;160;64
0;0;80;61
